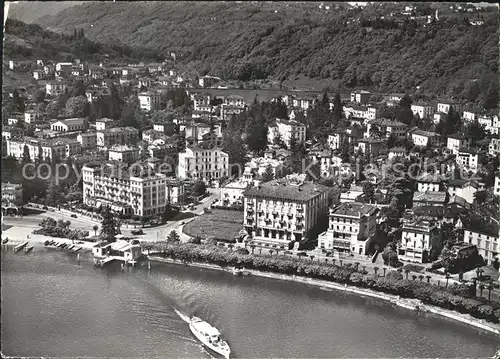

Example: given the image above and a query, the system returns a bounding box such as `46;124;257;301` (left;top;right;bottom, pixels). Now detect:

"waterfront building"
243;175;329;246
317;202;378;255
399;218;440;263
220;168;258;206
96;127;139;149
92;240;142;263
177;144;229;182
82;162;167;217
267;119;306;148
463;219;499;265
108;145;140;163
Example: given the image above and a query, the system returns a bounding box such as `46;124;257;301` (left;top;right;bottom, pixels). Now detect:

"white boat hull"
189;321;230;358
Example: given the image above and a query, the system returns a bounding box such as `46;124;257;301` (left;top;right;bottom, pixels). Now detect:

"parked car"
131;229;144;235
70;214;77;218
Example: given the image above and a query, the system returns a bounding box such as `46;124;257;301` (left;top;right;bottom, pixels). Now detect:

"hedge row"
143;243;500;324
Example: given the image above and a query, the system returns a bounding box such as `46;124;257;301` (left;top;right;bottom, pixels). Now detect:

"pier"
14;241;29;252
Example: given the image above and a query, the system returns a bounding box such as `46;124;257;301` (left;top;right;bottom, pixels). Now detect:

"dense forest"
3;19;163;63
33;1;499;99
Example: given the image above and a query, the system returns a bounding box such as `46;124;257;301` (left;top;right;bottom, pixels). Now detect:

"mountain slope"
7;1;84;24
35;2;498;100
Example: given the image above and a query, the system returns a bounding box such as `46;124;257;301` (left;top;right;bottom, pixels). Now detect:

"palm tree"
445;272;451;288
339;259;343;266
404;269;410;280
325;258;328;264
332;259;337;266
374;266;379;276
309;255;315;262
383;267;387;277
418;275;424;282
92;225;99;239
269;250;274;256
362;265;366;272
250;244;256;255
412;275;417;281
354;262;360;271
258;248;262;255
426;275;431;283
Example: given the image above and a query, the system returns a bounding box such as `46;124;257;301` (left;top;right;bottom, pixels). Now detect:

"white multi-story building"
411;103;434;119
456;148;482;172
245;157;285;178
45;81;67;96
178;145;229;182
462;110;477;122
464;221;499;266
494;173;500;197
478;115;500;135
416;173;443;192
95;118;117;131
224;95;246;108
399;219;440;263
317;202;378;255
447;134;471;154
192;94;212;112
220;170;257;206
184;122;222;145
138;92;162;112
50;118;87;132
327;132;348;150
447;179;482;204
350;90;371;105
96;127;140;149
24;111;39;124
268;119;306;148
489;138;500;156
1;182;24;206
108;145;140;163
411;129;441;147
437;100;462;114
2;126;24;140
77;132;97;150
243;175;329;245
6;137;80;160
166;179;185;205
82;162;167;217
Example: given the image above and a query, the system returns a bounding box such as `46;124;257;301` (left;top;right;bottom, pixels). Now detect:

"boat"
67;244;75;251
232;266;244;276
25;245;34;253
2;238;9;244
44;240;50;246
189;316;231;359
72;246;81;253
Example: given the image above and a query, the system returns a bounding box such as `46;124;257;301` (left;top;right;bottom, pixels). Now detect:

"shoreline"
148;255;500;337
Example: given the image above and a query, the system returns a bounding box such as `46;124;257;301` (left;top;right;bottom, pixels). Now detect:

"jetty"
14;241;29;252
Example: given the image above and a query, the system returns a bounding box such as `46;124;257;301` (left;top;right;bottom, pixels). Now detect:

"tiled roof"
243;180;328;202
330;202;378;217
462;217;499;237
368;118;407;127
412;129;439;137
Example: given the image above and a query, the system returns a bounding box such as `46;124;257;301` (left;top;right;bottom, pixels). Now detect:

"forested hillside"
3;19;163;63
31;1;499;100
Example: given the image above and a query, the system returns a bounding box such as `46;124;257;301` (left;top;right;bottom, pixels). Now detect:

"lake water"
1;247;498;358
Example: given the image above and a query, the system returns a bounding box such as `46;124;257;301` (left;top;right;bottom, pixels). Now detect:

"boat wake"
174;309;191;324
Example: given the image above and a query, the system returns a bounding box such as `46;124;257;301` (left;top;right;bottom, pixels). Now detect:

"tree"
12;89;25;112
100;206;119;243
192;181;207;197
474;190;488;205
46;99;63;118
22;144;31;163
120;96;140;128
92;225;99;238
369;125;382;138
333;91;342;121
482;79;499;110
261;165;275;182
45;181;63;208
34;89;46;103
70;80;86;98
464;120;487;144
167;230;180;243
65;95;89;117
386;133;397;149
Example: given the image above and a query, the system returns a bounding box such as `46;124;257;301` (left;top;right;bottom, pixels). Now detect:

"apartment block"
317;202;378;255
177;145;229;182
399;219;440;263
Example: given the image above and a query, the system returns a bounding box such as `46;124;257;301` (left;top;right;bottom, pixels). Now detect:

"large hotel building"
82;162;167;217
243;175;329;246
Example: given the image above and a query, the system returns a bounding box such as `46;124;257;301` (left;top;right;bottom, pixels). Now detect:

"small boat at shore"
232;266;245;276
14;241;29;252
67;244;75;251
2;238;9;244
25;245;34;253
72;246;82;253
44;240;50;246
189;316;230;359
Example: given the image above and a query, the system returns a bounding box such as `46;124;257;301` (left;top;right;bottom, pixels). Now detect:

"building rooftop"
330;202;378;217
367;118;407;127
109;145;138;152
411;129;439;137
243;178;328;202
462;217;499;237
412;191;447;203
